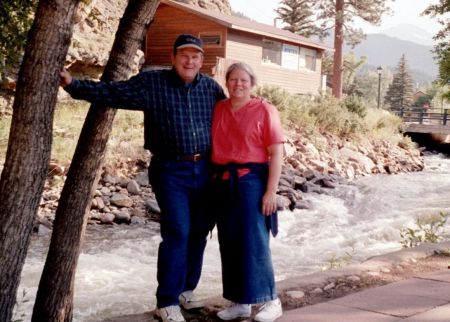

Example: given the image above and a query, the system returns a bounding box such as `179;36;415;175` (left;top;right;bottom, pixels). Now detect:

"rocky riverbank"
35;129;424;235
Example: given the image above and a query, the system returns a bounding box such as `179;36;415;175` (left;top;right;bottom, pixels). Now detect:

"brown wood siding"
145;4;227;75
225;31;323;95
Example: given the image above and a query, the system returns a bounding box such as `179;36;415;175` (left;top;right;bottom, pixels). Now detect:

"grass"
0;101;146;169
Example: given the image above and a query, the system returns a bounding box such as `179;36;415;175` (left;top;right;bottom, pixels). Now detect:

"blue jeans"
213;170;277;304
149;159;212;308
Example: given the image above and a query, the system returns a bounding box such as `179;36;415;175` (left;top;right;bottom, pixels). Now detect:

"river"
15;153;450;321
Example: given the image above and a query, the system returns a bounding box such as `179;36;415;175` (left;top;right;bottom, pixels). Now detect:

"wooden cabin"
144;0;331;95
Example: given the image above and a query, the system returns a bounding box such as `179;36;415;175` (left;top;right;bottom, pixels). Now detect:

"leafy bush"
342;95;367;118
400;212;449;248
309;95;366;137
254;85;316;133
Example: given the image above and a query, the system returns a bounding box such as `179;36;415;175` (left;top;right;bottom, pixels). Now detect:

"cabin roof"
161;0;332;51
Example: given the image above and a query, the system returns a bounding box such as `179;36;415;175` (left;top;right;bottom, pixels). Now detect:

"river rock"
127;180;141;195
100;186;112;196
346;275;361;282
277;195;291;210
311;287;323;295
145;198;161;214
135;171;149;186
285;290;305;299
114;210;131;224
95;196;105;209
100;213;115;224
103;174;121;185
110;193;133;207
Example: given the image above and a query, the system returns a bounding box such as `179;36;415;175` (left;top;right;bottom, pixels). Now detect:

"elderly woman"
211;62;284;322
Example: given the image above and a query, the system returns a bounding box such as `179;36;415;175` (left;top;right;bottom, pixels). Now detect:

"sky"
228;0;443;37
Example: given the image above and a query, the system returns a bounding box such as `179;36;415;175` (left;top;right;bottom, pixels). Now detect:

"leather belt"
179;153;205;161
153;153;207;162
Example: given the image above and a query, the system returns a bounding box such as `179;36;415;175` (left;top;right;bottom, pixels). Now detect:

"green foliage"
322;52;369;95
320;247;356;271
400;212;450;248
309;95;366;137
422;1;449;97
342;53;367;94
254;85;315;131
413;94;434;107
316;0;393;47
0;0;37;78
384;54;414;109
275;0;324;38
354;68;393;108
255;85;407;141
342;95;367;118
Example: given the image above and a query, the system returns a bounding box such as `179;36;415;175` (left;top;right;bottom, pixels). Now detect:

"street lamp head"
377;66;383;75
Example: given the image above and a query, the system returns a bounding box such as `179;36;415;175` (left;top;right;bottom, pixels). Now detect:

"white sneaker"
179;290;204;310
254;298;282;322
156;305;185;322
217;303;251;320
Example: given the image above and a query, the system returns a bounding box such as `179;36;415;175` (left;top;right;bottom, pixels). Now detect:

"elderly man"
60;34;225;322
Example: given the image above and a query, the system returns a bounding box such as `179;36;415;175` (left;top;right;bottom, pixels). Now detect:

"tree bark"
31;1;158;321
0;1;80;321
332;0;344;98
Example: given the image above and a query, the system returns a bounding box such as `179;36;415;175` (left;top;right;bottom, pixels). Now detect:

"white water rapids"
16;153;450;321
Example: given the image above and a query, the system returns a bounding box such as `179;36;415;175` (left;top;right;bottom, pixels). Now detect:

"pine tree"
275;0;323;38
422;0;450;99
316;0;393;98
384;54;414;109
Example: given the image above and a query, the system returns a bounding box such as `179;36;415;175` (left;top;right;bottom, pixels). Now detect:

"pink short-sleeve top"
211;97;285;165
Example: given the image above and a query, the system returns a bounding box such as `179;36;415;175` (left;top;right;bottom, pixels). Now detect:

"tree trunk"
31;1;158;321
332;0;344;99
0;1;80;321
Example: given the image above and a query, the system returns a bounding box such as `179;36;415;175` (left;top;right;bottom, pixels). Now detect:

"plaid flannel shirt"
65;68;225;157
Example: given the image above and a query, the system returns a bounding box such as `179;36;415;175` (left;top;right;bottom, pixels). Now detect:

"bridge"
393;108;450;137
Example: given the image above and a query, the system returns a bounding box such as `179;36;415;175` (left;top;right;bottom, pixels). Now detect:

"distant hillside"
344;33;438;85
383;24;435;46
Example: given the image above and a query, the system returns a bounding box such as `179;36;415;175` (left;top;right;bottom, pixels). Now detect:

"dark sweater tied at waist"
211;162;278;237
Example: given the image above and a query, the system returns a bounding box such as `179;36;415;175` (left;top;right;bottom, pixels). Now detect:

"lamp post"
376;66;383;109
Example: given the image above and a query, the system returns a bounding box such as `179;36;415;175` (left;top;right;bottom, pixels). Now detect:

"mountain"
382;24;435;47
345;33;438;85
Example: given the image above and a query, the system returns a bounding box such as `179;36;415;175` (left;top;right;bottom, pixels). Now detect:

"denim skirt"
214;170;277;304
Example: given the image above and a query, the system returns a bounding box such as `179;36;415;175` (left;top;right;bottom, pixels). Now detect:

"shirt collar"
168;67;201;87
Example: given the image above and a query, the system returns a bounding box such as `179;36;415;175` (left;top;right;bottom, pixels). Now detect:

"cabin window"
281;44;299;70
262;39;282;65
199;33;222;46
300;47;317;71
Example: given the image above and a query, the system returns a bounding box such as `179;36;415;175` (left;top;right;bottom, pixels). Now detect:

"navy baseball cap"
173;34;204;53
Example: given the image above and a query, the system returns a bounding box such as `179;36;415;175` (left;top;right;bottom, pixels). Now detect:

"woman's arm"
262;143;283;216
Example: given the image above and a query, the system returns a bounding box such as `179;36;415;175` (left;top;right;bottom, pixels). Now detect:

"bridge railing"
391;107;449;126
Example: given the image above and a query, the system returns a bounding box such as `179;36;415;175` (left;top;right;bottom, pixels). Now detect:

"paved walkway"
278;269;450;322
105;242;450;322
